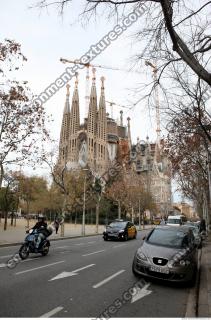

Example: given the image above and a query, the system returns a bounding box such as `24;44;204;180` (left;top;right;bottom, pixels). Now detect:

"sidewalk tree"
165;107;210;218
0;39;50;187
0;172;18;230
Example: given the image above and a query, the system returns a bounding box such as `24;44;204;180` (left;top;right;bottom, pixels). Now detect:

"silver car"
132;226;197;283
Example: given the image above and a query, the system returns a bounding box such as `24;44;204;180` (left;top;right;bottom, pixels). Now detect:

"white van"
166;215;187;226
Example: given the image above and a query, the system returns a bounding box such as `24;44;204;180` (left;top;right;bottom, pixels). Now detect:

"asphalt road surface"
0;230;191;317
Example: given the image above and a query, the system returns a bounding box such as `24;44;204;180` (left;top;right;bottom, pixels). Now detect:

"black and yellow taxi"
103;219;137;241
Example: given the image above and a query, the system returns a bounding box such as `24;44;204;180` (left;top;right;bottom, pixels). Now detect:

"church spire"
98;76;107;141
127;117;132;150
70;72;80;135
87;68;97;135
59;84;71;165
63;84;70;114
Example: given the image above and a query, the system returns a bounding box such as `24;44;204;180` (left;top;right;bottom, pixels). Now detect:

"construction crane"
60;57;141;117
106;100;132;119
145;60;161;147
60;58;141;73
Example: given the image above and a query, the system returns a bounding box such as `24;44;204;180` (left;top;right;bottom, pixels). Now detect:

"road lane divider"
40;306;64;318
15;261;65;275
49;263;96;281
93;270;125;289
82;250;105;257
112;244;126;249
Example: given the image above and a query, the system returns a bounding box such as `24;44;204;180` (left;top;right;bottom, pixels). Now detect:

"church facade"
58;69;131;175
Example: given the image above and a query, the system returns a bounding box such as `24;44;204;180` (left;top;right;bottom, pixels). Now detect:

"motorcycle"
19;228;50;260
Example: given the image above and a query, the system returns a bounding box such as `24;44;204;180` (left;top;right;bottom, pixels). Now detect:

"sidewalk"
0;219;104;245
0;219;153;246
198;232;211;317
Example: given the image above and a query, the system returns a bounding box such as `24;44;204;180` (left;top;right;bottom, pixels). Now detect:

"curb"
0;228;150;248
185;248;202;317
0;233;103;248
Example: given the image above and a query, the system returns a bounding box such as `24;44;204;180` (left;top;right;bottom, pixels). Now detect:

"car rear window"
167;219;181;224
109;222;127;228
147;228;187;248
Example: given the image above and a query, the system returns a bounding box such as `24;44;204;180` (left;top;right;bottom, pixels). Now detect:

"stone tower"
59;83;70;166
87;68;98;169
58;70;130;175
68;73;80;163
96;76;107;172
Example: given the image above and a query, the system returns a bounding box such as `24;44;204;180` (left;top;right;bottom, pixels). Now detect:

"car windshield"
167;219;181;224
147;228;188;248
108;222;127;228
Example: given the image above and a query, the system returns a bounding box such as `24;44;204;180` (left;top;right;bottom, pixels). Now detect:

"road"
0;230;191;317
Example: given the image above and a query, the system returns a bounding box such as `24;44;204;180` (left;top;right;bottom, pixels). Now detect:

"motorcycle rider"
31;215;48;252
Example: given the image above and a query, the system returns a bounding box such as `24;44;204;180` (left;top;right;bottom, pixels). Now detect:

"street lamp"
81;168;89;236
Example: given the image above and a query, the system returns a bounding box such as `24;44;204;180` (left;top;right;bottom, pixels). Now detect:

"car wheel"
132;261;139;276
187;265;197;287
124;233;128;241
104;235;108;241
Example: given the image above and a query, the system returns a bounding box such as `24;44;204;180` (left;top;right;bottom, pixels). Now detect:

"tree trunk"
96;201;99;234
4;211;8;231
26;201;30;229
0;163;4;188
131;207;134;223
11;212;14;226
118;201;121;219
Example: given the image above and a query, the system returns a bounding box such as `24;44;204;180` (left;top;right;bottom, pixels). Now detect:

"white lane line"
15;261;65;275
75;243;84;246
113;244;126;248
0;255;12;259
87;241;96;244
55;246;68;249
93;270;125;289
21;257;41;263
82;250;105;257
40;306;64;318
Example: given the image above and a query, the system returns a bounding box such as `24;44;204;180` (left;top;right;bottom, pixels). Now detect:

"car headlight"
119;229;125;233
136;250;147;261
169;259;190;267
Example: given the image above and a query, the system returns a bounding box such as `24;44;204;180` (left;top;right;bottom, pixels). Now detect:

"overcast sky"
1;0;180;201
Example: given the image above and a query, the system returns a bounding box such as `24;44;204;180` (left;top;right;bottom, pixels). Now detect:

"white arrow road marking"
49;263;96;281
82;250;105;257
0;263;6;268
15;261;65;275
93;270;125;289
40;306;64;318
131;283;152;303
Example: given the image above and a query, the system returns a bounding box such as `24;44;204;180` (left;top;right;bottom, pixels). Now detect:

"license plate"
149;266;169;274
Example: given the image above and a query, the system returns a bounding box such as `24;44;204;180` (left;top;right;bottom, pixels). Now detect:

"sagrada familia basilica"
58;68;172;216
58;69;131;175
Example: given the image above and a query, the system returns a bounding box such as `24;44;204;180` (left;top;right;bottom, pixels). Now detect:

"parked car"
132;225;197;284
103;220;137;241
184;224;202;248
